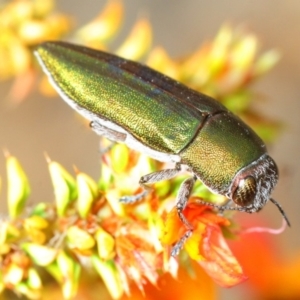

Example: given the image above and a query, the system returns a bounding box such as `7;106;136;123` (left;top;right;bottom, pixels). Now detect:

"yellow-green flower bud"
26;267;42;289
6;153;30;218
92;255;123;299
253;49;280;77
111;143;130;174
67;226;96;251
4;263;24;285
22;243;57;266
0;270;4;293
0;222;20;245
47;157;77;216
24;215;49;230
76;171;98;218
56;251;81;299
99;162;114;191
76;0;123;45
15;281;41;300
116;19;152;60
95;227;115;260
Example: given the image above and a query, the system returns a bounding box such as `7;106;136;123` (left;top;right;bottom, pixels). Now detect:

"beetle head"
229;154;278;212
227;154;290;226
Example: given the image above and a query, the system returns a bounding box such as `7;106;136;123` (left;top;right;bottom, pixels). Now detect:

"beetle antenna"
270;198;291;227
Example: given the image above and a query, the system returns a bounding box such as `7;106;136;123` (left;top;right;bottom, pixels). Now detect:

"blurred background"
0;0;299;299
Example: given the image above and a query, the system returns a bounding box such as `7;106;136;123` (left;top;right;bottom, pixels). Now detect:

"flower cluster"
0;144;246;299
0;0;71;103
0;0;70;80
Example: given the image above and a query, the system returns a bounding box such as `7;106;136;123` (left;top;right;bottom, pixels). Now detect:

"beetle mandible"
35;42;290;252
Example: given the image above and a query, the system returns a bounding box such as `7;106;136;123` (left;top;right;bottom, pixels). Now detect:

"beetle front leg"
119;164;182;204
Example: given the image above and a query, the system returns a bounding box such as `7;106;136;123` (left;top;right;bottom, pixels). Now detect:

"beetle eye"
232;176;257;207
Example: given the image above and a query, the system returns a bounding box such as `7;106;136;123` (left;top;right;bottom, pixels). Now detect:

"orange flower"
121;262;216;300
114;222;162;291
162;202;248;288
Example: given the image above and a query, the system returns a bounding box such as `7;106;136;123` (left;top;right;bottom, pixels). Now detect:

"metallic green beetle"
34;42;290;248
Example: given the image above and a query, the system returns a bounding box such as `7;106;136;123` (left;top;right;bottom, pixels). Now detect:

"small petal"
15;281;41;300
76;170;99;218
27;267;42;289
0;270;4;293
197;225;247;287
32;0;54;17
98;162;114;191
24;215;49;230
26;228;47;244
22;243;57;266
253;49;280;77
111;143;130;174
18;20;52;45
76;0;123;46
47;157;77;216
6;152;30;218
147;46;180;80
67;226;95;251
4;263;24;285
56;251;81;299
95;227;116;260
162;203;245;287
116;18;152;60
208;24;232;76
230;34;257;71
0;222;20;244
161;206;184;245
92;255;124;299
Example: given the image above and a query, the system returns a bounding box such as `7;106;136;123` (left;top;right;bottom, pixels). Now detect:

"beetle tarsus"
119;190;148;204
119;165;182;204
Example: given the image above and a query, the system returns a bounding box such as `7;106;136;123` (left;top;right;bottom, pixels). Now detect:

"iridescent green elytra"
35;42;290;242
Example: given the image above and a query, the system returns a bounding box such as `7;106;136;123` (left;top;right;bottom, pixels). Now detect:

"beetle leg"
218;199;233;214
120;164;182;204
176;176;196;229
90;120;127;142
195;198;232;214
169;176;196;256
171;231;192;257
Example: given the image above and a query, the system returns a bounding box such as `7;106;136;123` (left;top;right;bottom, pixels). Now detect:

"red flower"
162;201;248;287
